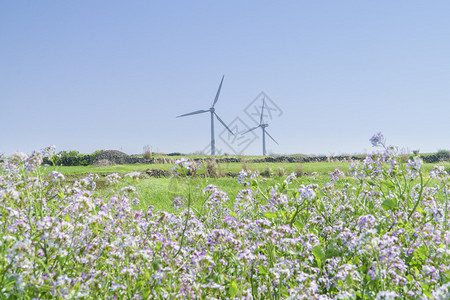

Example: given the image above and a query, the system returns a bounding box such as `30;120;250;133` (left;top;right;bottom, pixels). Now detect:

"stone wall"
93;150;152;166
421;154;450;163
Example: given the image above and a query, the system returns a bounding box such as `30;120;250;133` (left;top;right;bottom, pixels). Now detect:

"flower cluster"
330;167;344;182
105;172;121;184
172;195;185;211
370;132;385;147
203;184;229;211
284;171;296;183
237;169;259;186
406;155;423;179
430;165;447;179
171;158;202;176
0;138;448;299
50;171;65;183
125;171;141;180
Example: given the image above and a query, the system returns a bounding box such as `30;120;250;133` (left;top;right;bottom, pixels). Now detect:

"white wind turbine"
176;75;233;155
242;97;278;156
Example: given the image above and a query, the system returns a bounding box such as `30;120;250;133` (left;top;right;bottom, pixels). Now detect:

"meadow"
0;134;449;299
41;160;449;215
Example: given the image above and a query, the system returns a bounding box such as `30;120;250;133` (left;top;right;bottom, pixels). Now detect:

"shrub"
240;158;250;172
205;158;219;178
399;153;409;163
48;150;103;166
295;163;303;177
277;166;285;177
437;149;450;156
261;166;273;177
143;145;152;160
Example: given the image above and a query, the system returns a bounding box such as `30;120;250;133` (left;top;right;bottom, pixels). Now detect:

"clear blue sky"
1;1;449;156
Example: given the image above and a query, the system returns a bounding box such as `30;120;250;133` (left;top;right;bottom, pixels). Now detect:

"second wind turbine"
176;75;233;155
242;97;279;156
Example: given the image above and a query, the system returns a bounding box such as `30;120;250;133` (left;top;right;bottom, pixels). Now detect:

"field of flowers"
0;134;449;299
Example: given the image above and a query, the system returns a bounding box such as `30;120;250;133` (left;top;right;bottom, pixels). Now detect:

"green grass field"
40;160;450;213
41;161;353;175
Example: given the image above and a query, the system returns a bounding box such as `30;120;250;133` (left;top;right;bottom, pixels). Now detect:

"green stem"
173;180;192;259
408;173;426;220
444;192;448;232
289;205;301;226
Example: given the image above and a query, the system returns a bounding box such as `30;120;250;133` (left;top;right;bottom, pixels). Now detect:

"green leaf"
143;290;151;299
264;212;277;219
381;181;396;191
319;201;326;211
294;220;304;230
250;179;258;187
420;282;431;297
344;274;353;286
152;259;162;270
313;245;326;261
259;265;267;275
228;281;238;298
444;269;450;282
312;245;325;268
216;274;225;284
413;245;428;263
90;223;98;236
381;199;397;210
63;213;70;222
315;258;322;268
325;245;340;259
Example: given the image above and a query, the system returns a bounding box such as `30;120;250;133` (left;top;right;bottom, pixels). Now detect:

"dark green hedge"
43;150;104;166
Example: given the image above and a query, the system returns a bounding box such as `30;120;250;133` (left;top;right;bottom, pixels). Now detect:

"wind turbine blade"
214;112;234;135
265;130;279;145
241;126;260;135
212;75;224;108
176;109;209;118
260;97;265;124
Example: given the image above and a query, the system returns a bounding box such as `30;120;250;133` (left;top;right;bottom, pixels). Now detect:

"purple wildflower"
370;132;385;147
